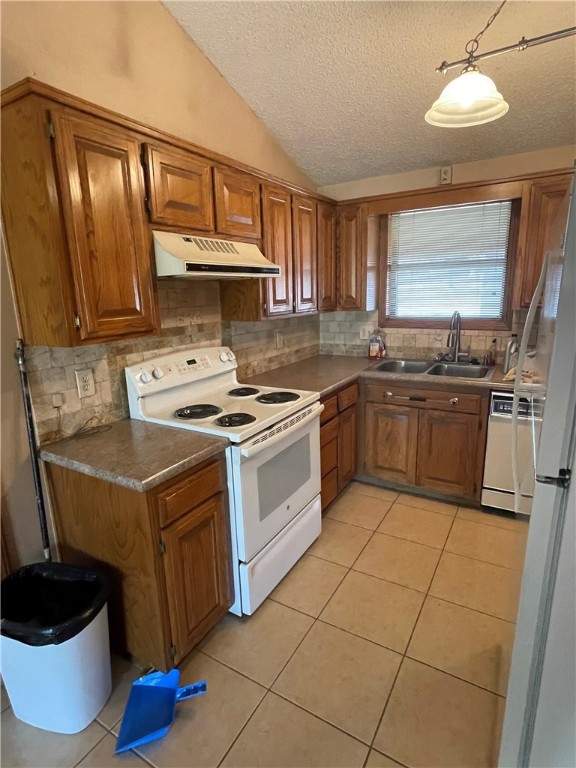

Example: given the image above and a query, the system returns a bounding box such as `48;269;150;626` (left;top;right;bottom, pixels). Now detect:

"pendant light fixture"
426;0;576;128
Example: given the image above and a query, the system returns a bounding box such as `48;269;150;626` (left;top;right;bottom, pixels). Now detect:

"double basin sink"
373;359;495;380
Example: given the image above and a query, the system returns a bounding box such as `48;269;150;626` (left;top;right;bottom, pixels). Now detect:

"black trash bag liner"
1;562;109;647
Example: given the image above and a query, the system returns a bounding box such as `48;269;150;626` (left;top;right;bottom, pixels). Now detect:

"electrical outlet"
275;332;284;349
439;165;453;185
75;368;96;398
360;328;370;340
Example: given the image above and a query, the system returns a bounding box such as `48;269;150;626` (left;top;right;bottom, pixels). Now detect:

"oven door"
230;405;322;562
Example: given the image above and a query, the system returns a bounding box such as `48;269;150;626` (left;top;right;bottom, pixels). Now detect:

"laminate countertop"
40;419;229;492
246;355;514;396
246;355;374;397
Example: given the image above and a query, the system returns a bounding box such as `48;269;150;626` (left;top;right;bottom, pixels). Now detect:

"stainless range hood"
153;230;280;279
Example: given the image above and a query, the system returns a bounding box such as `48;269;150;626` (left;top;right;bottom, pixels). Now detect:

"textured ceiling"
164;1;576;186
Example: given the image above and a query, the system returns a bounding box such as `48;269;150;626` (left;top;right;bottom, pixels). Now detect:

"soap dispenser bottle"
488;338;498;367
503;334;519;374
368;330;382;359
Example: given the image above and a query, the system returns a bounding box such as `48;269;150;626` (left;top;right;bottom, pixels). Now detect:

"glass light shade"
425;67;509;127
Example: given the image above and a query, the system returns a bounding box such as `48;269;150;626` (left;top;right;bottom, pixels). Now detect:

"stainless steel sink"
426;363;493;379
374;359;434;374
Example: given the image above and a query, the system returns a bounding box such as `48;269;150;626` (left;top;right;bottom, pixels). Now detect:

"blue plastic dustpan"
115;669;206;754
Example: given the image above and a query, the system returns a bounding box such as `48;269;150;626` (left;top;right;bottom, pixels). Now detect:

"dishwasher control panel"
490;392;543;418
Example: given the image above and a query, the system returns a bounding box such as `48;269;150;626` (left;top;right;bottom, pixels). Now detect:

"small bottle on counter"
488;338;498;366
368;330;382;359
380;332;387;358
503;334;519;374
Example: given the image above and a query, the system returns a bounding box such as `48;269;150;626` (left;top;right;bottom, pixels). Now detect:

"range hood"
153;230;280;279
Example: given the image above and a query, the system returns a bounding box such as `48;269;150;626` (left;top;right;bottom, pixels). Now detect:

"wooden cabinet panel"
520;175;573;307
162;493;232;662
416;410;478;499
338;204;365;310
292;195;318;313
321;432;338;476
365;402;418;485
321;395;338;424
214;167;261;238
317;202;337;311
338;406;357;491
262;186;294;316
157;459;222;528
364;383;481;415
321;469;338;510
144;144;213;231
337;383;359;412
51;109;158;341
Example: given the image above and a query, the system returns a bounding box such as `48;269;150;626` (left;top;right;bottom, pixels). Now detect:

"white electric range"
125;346;323;615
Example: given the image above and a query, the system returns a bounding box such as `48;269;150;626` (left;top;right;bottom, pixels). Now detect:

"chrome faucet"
446;311;462;362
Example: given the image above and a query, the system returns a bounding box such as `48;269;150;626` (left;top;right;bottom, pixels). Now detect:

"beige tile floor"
1;483;528;768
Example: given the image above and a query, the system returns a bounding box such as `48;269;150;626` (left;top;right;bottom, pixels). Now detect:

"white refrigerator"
499;181;575;767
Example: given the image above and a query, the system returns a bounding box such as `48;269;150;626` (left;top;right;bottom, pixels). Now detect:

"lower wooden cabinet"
360;382;489;502
364;403;418;486
320;383;358;510
46;454;232;671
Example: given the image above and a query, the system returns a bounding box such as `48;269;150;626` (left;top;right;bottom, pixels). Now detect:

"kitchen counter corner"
40;419;229;492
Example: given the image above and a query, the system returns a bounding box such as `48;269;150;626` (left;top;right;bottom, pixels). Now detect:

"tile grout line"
364;506;459;764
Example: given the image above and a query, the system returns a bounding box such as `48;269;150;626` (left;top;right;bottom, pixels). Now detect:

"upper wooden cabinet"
143;143;214;231
292;195;318;313
262;186;294;316
518;174;573;307
2;96;158;345
338;205;367;310
214;167;262;239
317;202;337;311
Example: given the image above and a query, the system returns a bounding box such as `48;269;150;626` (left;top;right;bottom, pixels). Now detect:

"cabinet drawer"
157;459;222;528
337;383;358;412
321;436;338;476
321;468;338;510
320;416;339;447
321;395;338;424
364;384;481;414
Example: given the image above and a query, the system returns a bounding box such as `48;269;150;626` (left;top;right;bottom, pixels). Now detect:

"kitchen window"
381;197;519;329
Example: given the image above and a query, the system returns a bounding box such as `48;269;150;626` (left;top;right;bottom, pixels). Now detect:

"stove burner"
174;404;222;420
215;413;257;428
256;391;300;405
228;387;260;397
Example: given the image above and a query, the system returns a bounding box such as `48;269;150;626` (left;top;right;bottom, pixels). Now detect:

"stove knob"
219;351;229;362
152;366;165;380
139;370;153;384
227;351;235;361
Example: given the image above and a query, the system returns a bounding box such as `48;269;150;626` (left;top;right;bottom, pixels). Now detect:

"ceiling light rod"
436;25;576;75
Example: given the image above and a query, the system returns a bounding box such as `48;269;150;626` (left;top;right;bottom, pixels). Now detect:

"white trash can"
1;562;112;734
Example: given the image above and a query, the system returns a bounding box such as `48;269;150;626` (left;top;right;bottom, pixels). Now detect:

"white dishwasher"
481;391;543;516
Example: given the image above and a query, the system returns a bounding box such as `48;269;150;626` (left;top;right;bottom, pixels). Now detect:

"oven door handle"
239;404;323;459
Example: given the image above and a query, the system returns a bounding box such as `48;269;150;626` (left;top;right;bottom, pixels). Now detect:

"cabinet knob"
449;397;459;405
384;391;393;398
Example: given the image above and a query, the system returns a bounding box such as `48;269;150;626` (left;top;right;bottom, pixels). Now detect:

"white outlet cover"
75;368;96;398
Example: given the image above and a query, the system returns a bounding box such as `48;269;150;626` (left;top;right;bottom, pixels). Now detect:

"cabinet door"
51;110;158;340
365;403;418;485
292;195;318;313
520;174;573;307
162;493;233;662
262;186;294;316
320;416;339;510
417;410;478;499
214;167;261;238
338;204;365;310
144;144;214;231
338;405;357;491
317;202;337;311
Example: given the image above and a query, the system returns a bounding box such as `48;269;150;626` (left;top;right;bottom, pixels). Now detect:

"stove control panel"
125;346;238;401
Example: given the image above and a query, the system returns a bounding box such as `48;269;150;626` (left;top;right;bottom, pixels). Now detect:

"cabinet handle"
384;391;393;397
449;397;459;405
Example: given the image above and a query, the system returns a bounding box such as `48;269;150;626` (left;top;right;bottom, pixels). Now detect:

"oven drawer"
157;459;222;527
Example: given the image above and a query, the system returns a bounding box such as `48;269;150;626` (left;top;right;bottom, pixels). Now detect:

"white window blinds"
386;200;512;319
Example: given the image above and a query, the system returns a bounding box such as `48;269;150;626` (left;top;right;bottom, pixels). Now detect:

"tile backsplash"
24;277;534;444
27;281;320;444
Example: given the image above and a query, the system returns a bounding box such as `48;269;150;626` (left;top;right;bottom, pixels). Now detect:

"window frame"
376;183;523;330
